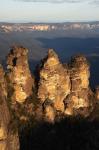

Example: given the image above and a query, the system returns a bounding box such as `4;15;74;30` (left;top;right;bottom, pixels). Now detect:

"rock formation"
38;49;71;121
0;64;19;150
6;46;34;103
0;45;99;148
38;51;94;121
64;55;93;116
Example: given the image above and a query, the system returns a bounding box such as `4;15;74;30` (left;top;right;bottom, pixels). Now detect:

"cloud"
14;0;85;3
91;0;99;5
14;0;99;5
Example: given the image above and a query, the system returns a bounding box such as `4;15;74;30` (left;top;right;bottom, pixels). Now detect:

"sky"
0;0;99;22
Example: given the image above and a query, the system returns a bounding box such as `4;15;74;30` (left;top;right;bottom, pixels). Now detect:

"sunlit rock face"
6;46;34;103
38;49;71;120
64;55;93;116
44;105;55;123
95;86;99;100
38;52;94;120
70;55;90;91
0;65;19;150
0;65;8;142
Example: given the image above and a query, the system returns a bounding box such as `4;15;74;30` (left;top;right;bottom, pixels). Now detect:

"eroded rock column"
6;46;34;103
38;49;71;121
64;55;93;116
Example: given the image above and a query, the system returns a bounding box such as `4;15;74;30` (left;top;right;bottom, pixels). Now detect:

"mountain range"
0;22;99;35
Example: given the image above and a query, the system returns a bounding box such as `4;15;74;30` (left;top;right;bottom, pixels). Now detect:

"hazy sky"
0;0;99;22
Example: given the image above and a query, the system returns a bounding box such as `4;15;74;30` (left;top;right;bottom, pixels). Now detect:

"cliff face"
0;65;19;150
6;46;34;103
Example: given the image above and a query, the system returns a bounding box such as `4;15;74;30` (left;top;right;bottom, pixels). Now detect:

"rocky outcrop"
38;49;71;121
64;55;93;116
70;55;90;90
0;45;99;148
38;51;94;121
38;49;71;110
0;64;19;150
6;46;34;103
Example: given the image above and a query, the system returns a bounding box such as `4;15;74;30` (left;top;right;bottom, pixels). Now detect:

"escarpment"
0;65;19;150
